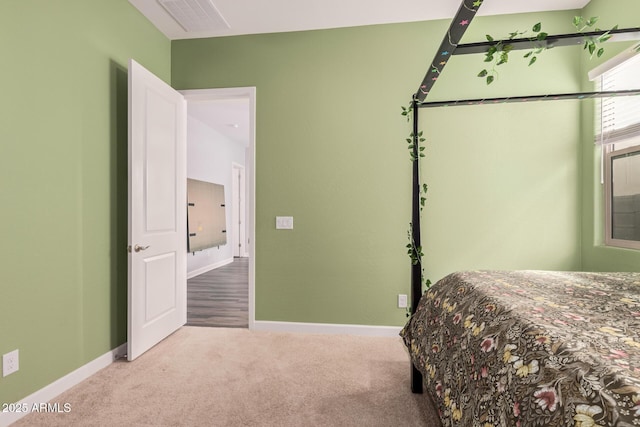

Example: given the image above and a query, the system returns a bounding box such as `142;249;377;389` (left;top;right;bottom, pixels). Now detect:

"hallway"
186;258;248;328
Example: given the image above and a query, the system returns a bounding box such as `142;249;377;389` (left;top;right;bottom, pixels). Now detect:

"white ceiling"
132;0;590;146
187;98;250;147
129;0;590;40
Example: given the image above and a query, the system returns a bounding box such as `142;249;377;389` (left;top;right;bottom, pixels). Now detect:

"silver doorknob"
134;245;150;252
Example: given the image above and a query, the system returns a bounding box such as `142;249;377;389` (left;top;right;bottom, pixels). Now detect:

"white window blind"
595;53;640;145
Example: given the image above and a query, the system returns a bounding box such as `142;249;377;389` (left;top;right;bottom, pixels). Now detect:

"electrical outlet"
398;294;408;309
3;349;19;377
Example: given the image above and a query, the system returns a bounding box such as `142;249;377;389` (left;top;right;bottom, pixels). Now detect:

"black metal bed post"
410;96;424;394
407;0;483;396
414;0;483;103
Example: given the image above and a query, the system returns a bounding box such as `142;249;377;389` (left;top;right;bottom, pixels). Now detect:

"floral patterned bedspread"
400;270;640;427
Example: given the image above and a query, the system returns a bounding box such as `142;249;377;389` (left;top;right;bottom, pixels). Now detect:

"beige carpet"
13;327;441;426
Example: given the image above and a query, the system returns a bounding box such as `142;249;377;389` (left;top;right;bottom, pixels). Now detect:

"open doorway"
181;88;255;329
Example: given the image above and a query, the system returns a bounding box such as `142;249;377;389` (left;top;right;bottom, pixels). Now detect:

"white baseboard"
186;257;234;279
253;321;402;337
0;343;126;427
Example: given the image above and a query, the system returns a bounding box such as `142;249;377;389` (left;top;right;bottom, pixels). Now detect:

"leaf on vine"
599;34;612;43
532;22;542;32
486;75;495;85
597;47;605;58
486;34;494;42
528;56;537;66
589;43;596;55
573;16;583;28
598;27;616;43
524;51;532;58
586;16;599;27
423;184;428;193
478;69;488;77
537;32;548;41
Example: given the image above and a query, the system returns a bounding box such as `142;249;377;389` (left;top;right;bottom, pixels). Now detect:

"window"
595;50;640;250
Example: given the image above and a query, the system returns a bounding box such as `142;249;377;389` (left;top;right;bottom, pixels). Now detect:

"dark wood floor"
187;258;248;328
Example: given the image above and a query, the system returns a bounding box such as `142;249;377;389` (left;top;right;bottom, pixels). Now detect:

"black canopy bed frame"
406;0;640;406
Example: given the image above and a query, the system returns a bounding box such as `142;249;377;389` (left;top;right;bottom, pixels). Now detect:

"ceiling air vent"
157;0;230;32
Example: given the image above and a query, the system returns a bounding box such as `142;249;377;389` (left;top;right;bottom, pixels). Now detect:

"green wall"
0;0;170;406
580;0;640;272
174;23;424;326
172;10;585;327
422;11;584;281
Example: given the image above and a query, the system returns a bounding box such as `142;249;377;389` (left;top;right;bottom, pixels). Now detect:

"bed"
400;270;640;426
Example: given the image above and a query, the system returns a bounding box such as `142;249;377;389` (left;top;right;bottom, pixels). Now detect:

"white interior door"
128;59;187;361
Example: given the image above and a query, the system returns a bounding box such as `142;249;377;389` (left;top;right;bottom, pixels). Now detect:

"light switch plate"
276;216;294;230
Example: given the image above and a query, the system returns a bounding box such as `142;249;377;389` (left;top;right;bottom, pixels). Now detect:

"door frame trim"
231;162;247;258
180;87;256;330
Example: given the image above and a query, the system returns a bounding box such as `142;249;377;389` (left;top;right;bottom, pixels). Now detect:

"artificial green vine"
401;103;432;316
406;223;423;267
478;16;619;85
402;103;429;209
405;221;432;317
400;103;412;122
402;103;426;163
407;131;426;162
572;16;616;58
478;22;547;85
